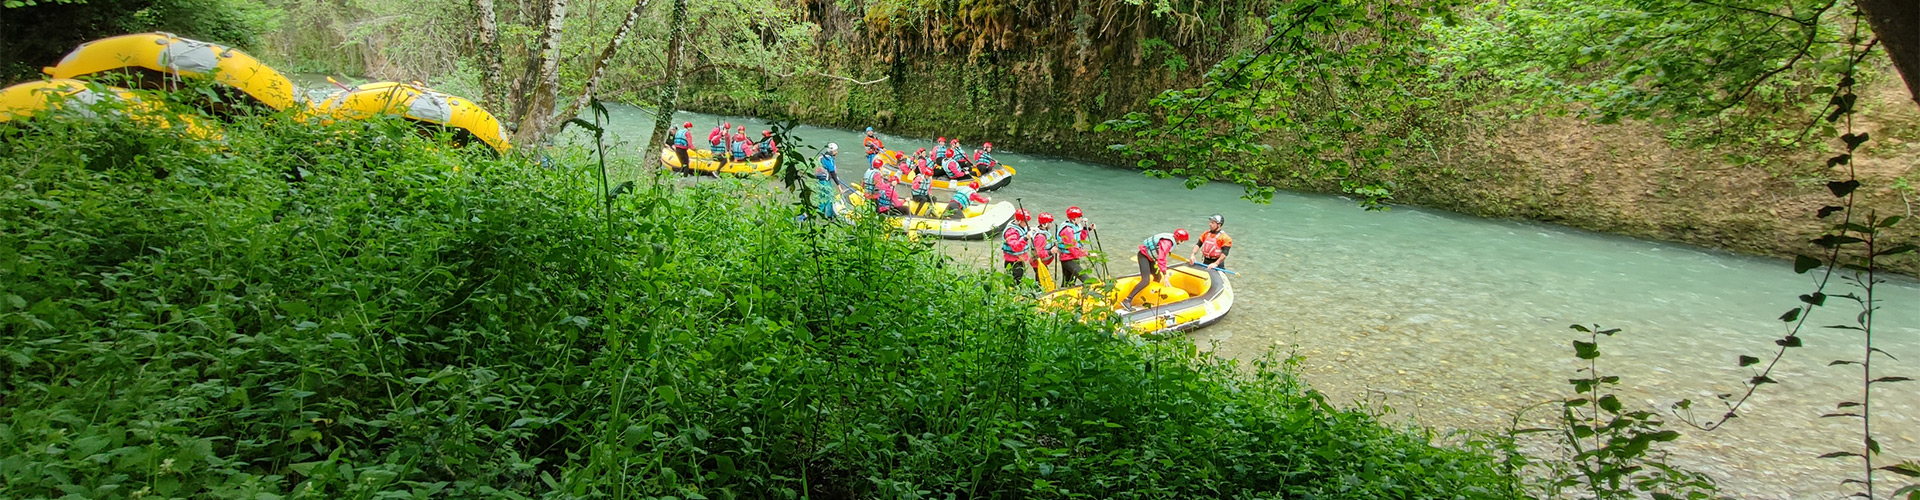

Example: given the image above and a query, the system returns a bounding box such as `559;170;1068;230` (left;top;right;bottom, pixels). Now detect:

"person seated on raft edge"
751;130;779;161
909;149;934;215
709;121;731;170
932;137;950;168
944;180;988;220
971;142;999;175
941;154;974;181
861;156;907;216
729;125;750;163
1189;214;1232;270
1122;228;1190;311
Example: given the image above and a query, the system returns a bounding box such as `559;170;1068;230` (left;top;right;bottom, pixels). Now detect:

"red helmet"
1173;228;1191;243
937;137;946;143
763;130;772;137
1037;212;1054;225
683;122;692;128
1013;209;1030;222
916;147;927;154
872;156;884;168
1066;206;1083;219
968;181;981;190
983;142;993;148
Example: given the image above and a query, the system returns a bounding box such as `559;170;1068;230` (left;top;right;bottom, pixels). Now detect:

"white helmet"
826;143;839;153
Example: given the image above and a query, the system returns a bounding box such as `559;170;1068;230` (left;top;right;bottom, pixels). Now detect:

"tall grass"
0;100;1518;499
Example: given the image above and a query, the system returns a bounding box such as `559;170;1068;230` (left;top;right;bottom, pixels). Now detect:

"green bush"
0;102;1520;499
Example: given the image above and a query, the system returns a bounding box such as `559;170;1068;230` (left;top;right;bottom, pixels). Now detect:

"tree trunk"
643;0;690;167
1857;0;1920;108
546;0;656;137
473;0;505;110
512;0;568;146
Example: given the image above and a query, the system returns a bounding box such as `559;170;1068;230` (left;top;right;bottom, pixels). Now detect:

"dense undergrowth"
0;100;1518;498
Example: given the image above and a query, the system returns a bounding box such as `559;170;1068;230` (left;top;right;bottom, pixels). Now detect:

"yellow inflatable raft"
875;151;1017;192
0;79;220;140
43;32;297;112
836;185;1015;239
658;147;777;175
316;82;510;154
1040;262;1235;336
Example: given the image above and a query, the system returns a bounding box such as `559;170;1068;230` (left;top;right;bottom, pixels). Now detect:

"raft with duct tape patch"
835;185;1015;239
1039;260;1235;336
316;82;511;154
877;151;1017;191
0;79;221;141
658;147;777;175
43;32;298;113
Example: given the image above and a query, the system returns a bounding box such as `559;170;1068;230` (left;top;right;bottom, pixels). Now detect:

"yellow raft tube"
316;82;511;154
658;147;777;175
0;79;220;140
1039;261;1235;336
43;32;298;112
835;185;1015;239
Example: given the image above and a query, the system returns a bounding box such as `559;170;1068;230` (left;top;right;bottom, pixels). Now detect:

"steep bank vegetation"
0;99;1521;497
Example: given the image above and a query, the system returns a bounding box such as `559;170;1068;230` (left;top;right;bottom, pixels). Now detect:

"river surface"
573;105;1919;499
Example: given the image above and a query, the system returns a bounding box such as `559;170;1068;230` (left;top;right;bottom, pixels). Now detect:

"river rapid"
579;105;1919;499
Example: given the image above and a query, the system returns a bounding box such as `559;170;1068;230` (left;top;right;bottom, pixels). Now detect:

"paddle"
1169;253;1238;276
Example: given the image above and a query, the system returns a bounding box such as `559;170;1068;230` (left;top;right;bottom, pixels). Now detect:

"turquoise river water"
577;104;1917;499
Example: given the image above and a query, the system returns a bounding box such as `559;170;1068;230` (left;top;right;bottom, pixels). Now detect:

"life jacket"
911;163;932;196
973;151;994;168
708;127;726;154
1141;233;1175;260
948;145;967;164
1002;224;1030;260
933;144;949;162
1029;230;1051;261
944;158;966;178
864;136;883;155
877;178;900;210
951;185;976;207
674;128;691;148
1056;222;1085;260
730;135;747;159
1199;230;1230;258
863;168;883;200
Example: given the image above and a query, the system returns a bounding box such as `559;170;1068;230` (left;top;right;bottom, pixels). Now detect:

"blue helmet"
865;127;874;133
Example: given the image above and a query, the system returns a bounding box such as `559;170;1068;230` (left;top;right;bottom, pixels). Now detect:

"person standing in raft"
753;130;778;160
1002;209;1034;282
863;127;884;165
814;143;842;218
671;122;694;171
1123;229;1189;310
1055;206;1094;285
947;180;987;218
709;122;731;170
1189;214;1232;269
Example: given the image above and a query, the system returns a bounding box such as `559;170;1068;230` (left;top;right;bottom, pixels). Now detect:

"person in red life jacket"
1030;212;1056;278
863;127;884;165
1122;229;1189;310
1054;206;1095;285
709;122;730;169
946;180;988;217
1188;214;1232;269
730;126;750;162
1002;209;1033;282
753;130;778;160
932;137;950;168
671;122;694;171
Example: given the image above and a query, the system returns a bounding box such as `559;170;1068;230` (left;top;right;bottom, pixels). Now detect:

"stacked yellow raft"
314;82;512;154
0;79;220;140
43;32;298;113
658;147;777;175
1040;262;1235;336
835;185;1015;239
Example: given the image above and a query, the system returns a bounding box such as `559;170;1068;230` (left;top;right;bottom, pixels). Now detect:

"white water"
585;105;1919;499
